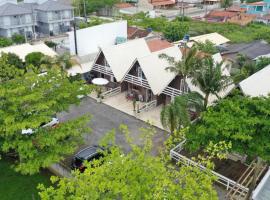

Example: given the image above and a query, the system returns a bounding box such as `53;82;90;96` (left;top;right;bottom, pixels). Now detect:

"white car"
21;117;59;135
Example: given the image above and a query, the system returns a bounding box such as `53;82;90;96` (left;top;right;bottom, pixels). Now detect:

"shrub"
11;34;25;44
25;52;45;68
0;37;13;47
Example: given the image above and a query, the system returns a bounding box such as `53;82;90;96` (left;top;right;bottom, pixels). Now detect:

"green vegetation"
161;93;203;133
25;52;46;68
0;34;26;47
0;69;93;174
0;53;24;82
191;57;232;108
38;126;221;200
0;37;13;47
125;13;270;43
232;54;270;83
195;40;218;54
73;0;119;15
0;158;51;200
186;95;270;161
11;34;25;44
163;21;189;42
45;41;57;50
78;17;113;29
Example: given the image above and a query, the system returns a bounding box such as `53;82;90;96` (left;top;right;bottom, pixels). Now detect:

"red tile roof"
127;27;150;40
115;3;134;9
150;0;175;6
146;39;173;52
207;10;237;18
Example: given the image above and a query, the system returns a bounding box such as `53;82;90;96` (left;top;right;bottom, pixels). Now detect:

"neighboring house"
221;40;270;62
205;10;255;26
173;32;230;48
127;26;151;40
34;0;73;35
0;42;57;61
0;0;73;38
239;64;270;97
149;0;176;8
255;14;270;24
0;3;35;37
241;0;270;15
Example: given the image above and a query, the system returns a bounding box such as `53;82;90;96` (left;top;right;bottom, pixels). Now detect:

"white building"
68;21;127;57
239;64;270;97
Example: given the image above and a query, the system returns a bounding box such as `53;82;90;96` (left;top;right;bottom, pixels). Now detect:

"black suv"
71;145;105;172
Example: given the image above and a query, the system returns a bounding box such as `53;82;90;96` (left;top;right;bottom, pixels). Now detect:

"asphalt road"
57;97;227;199
58;97;168;156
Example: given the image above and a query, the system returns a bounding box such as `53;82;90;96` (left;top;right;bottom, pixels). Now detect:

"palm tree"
55;53;73;70
159;47;201;93
160;92;204;133
191;56;232;108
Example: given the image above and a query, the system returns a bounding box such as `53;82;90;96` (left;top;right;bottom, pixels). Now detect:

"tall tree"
0;69;93;174
160;92;203;133
221;0;232;10
186;95;270;161
159;47;201;93
0;53;24;82
191;56;232;108
38;125;218;200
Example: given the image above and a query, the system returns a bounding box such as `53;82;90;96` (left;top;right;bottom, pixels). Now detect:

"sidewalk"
88;92;166;131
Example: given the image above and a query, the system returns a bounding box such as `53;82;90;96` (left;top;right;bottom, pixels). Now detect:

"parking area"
58;97;168;159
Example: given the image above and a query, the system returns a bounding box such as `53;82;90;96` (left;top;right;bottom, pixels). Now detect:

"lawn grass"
0;158;51;200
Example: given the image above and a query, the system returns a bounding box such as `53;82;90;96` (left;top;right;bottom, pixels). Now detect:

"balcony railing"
49;14;73;22
124;74;151;89
92;64;114;77
162;86;183;97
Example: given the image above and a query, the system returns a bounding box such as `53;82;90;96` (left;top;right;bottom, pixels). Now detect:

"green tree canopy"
5;52;24;69
85;0;119;13
163;21;189;42
25;52;46;71
0;69;93;174
0;53;24;82
160;92;203;133
38;126;218;200
192;56;232;108
195;40;218;55
186;95;270;161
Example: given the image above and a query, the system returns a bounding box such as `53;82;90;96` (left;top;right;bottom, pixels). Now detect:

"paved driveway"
58;97;168;157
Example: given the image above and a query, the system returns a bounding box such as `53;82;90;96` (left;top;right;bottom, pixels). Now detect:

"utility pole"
73;21;78;55
83;0;87;19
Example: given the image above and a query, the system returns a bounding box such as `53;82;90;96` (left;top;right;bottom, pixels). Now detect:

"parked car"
21;117;59;135
71;145;106;172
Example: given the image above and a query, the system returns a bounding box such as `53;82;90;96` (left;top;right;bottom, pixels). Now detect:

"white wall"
68;20;127;56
